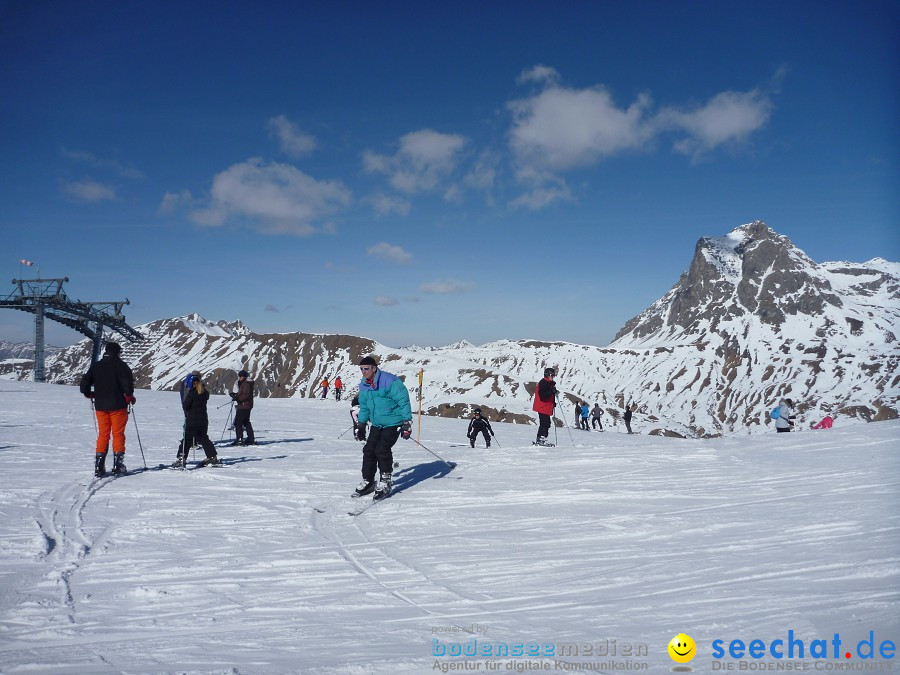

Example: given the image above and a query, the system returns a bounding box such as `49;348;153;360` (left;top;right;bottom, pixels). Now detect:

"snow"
0;380;897;673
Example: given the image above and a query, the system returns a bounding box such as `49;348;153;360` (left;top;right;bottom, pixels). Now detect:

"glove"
84;393;94;399
400;421;412;440
125;394;136;405
229;392;238;400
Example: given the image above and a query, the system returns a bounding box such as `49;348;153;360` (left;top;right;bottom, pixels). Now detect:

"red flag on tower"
20;259;34;266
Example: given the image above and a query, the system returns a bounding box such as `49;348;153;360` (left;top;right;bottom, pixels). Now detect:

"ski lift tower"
0;277;142;382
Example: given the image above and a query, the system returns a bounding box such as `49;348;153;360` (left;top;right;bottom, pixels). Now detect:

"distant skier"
467;408;494;448
334;376;343;401
174;373;220;467
774;398;796;433
321;377;329;399
812;413;835;430
80;341;135;477
591;403;604;431
532;367;558;446
624;404;635;434
353;356;412;500
580;402;590;430
350;395;367;441
229;369;255;446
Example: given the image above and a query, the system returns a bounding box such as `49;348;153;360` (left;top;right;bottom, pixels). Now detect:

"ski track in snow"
0;381;897;673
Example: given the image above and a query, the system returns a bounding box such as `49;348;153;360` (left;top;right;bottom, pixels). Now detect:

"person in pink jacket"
812;414;835;429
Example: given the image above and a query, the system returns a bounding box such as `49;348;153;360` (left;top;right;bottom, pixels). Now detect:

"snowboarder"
350;395;367;441
467;408;494;448
775;398;796;433
229;369;255;446
80;341;135;477
174;374;220;467
624;404;635;434
532;367;558;446
334;376;343;401
591;403;604;431
580;402;590;430
353;356;412;500
812;413;835;430
321;377;329;399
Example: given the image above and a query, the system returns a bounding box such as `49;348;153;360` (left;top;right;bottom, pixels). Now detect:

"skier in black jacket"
173;375;220;467
467;408;494;448
79;342;135;476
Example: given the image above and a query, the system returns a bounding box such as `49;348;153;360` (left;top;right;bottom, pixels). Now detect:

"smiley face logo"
668;633;696;663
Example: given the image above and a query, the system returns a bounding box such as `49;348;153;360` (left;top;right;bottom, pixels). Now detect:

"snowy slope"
0;381;897;673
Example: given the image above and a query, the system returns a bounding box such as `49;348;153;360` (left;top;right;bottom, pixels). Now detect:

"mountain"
7;222;898;437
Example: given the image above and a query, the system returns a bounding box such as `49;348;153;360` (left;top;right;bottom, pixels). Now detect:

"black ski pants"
361;425;399;480
592;416;603;430
182;423;217;459
468;428;491;447
234;408;254;443
537;413;552;440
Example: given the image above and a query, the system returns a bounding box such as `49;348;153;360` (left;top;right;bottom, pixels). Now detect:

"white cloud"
516;64;561;86
266;115;317;158
366;193;412;216
190;158;351;236
61;178;116;203
509;86;653;172
419;279;475;294
506;65;779;208
61;148;144;179
367;242;412;265
158;189;193;214
373;296;399;306
657;89;774;159
363;129;467;194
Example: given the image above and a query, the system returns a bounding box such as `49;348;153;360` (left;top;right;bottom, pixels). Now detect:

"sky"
1;0;898;349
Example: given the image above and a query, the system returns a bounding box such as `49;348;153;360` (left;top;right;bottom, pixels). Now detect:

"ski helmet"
544;367;556;377
474;408;482;415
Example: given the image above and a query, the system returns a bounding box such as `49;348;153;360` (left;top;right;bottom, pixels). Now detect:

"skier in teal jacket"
353;355;412;500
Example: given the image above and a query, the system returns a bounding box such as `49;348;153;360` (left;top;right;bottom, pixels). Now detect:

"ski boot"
94;452;108;477
533;437;554;447
373;473;392;501
470;439;475;448
353;478;375;498
112;452;127;475
201;455;220;467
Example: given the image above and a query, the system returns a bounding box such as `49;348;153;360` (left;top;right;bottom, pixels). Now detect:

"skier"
532;367;558;446
580;402;590;430
624;404;635;434
775;398;796;433
80;341;135;477
467;408;494;448
350;395;367;441
812;413;835;430
334;376;343;401
229;369;255;446
321;377;329;399
353;356;412;500
591;403;604;431
174;374;220;467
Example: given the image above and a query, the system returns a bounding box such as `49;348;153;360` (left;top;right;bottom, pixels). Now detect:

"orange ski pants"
95;408;128;454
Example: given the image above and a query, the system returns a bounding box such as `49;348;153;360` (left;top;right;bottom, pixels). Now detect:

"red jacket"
335;377;342;389
532;377;556;415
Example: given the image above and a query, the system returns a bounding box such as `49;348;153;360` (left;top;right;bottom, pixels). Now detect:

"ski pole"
90;399;98;434
407;436;454;470
492;434;501;449
555;395;576;445
336;425;354;440
129;405;148;469
219;401;235;442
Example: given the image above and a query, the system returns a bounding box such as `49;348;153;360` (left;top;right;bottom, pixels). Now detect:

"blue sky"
2;1;897;349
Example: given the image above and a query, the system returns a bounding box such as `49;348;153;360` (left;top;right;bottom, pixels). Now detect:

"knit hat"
238;370;249;377
104;342;122;355
358;356;378;367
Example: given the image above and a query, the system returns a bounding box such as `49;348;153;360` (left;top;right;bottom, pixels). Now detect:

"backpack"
771;407;781;419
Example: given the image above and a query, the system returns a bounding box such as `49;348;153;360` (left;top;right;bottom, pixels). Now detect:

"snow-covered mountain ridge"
6;222;898;437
